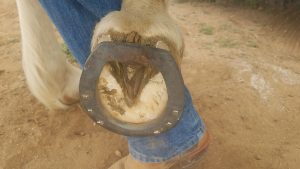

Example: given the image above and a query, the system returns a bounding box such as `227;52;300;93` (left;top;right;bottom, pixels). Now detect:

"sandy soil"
1;1;300;169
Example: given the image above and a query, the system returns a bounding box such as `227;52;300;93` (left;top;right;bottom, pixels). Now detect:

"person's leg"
39;0;122;66
127;87;206;163
108;87;208;169
39;0;207;167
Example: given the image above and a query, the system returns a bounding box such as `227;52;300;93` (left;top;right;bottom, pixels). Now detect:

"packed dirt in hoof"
1;1;300;169
98;65;167;123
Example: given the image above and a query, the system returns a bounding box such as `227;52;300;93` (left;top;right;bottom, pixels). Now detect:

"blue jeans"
40;0;206;163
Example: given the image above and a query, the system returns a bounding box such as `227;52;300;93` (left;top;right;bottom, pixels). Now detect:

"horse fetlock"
60;63;81;106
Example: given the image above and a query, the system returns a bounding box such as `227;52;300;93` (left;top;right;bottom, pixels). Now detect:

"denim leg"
39;0;121;66
39;1;206;163
127;87;205;162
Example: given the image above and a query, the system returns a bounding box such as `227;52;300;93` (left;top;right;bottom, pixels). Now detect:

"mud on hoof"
96;32;169;123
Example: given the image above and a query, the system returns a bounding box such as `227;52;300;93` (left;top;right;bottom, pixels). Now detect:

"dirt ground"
1;1;300;169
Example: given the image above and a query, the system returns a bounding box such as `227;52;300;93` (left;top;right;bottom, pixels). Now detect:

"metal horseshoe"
79;42;184;136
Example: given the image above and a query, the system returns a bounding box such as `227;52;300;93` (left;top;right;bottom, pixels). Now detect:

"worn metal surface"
79;42;184;136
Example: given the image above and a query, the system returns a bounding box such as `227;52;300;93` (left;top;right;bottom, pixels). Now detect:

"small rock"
115;150;122;157
0;70;5;75
254;155;262;160
74;131;86;136
225;96;233;101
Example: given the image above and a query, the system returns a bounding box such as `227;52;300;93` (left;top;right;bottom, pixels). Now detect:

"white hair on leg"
91;0;184;64
16;0;81;109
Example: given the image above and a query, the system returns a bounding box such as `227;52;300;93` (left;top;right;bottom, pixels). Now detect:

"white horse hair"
16;0;184;119
16;0;81;109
